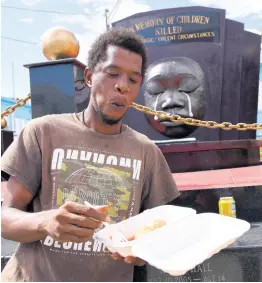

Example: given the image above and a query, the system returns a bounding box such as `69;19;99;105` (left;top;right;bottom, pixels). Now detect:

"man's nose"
114;75;130;94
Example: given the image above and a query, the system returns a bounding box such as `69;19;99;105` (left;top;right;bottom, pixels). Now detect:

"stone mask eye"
178;76;200;92
146;80;165;95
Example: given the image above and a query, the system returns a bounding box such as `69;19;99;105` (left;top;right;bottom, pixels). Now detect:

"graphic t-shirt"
1;111;180;282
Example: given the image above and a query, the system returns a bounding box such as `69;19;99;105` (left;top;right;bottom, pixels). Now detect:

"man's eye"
129;78;137;84
107;72;119;77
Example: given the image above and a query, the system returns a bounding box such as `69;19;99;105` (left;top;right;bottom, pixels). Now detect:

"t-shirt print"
57;159;135;223
41;145;142;256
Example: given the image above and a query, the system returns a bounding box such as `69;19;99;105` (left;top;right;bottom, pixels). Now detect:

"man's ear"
84;67;92;87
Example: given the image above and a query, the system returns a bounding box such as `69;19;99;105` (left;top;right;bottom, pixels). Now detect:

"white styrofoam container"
131;213;250;276
93;206;250;276
93;205;196;257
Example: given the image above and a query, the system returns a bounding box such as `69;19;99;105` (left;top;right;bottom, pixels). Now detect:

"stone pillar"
24;59;90;119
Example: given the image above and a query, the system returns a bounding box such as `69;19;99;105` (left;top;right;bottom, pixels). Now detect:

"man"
1;28;180;282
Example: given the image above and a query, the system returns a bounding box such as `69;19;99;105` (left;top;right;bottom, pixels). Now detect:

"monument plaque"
118;10;221;46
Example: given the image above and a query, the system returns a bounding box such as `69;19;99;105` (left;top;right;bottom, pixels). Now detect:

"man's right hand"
42;201;110;243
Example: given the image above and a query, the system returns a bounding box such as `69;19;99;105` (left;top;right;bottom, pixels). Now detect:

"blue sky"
1;0;262;109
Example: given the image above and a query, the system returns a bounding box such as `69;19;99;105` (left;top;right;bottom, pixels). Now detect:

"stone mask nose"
157;89;193;118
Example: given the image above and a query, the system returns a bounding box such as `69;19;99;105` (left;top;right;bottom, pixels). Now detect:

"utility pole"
105;9;110;31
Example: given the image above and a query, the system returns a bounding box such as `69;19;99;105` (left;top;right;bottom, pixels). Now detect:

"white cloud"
246;29;262;35
77;0;94;3
78;0;114;4
53;0;151;64
53;14;89;27
21;0;43;6
20;18;34;23
190;0;262;19
109;0;151;22
75;32;97;64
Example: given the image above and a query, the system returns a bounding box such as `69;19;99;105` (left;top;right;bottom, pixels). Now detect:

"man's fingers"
63;201;110;222
110;253;147;266
124;256;137;264
124;256;146;266
66;213;102;229
110;252;123;261
55;233;93;243
135;259;147;266
63;224;95;238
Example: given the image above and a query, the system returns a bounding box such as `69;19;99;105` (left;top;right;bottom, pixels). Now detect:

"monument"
110;7;262;281
112;6;261;142
1;6;262;282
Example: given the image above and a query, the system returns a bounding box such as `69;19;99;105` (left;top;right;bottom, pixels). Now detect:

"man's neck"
83;106;122;135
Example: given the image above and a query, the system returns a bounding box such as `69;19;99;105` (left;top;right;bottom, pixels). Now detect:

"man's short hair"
87;28;147;79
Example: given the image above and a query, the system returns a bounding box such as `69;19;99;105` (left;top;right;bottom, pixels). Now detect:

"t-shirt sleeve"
141;144;180;211
1;120;42;197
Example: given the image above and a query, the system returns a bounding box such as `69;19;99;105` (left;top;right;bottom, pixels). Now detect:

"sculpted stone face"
144;57;205;138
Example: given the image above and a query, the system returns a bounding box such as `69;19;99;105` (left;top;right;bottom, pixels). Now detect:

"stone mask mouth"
159;120;184;127
154;115;184;126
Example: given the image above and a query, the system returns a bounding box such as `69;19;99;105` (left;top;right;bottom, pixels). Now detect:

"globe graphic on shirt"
58;164;131;222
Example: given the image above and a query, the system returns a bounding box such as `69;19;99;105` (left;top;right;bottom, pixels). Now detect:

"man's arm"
2;176;110;243
2;176;47;242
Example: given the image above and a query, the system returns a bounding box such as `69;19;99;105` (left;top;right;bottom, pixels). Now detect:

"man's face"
87;45;143;125
144;57;205;138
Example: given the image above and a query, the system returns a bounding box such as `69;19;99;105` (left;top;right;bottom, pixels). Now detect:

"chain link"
1;94;262;131
130;102;262;131
1;94;31;119
1;94;31;129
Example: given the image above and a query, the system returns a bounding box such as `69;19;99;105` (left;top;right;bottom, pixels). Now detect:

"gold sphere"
1;118;7;129
41;26;80;61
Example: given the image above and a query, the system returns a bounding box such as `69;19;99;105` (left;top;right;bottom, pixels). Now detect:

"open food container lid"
131;213;250;276
93;206;250;276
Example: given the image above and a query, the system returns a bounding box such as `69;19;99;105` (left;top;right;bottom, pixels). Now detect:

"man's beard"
99;110;122;125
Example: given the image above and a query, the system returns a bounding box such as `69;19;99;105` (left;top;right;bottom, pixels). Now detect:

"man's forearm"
1;207;50;243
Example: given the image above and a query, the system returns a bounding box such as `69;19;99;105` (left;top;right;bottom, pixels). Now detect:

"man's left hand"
109;251;147;266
